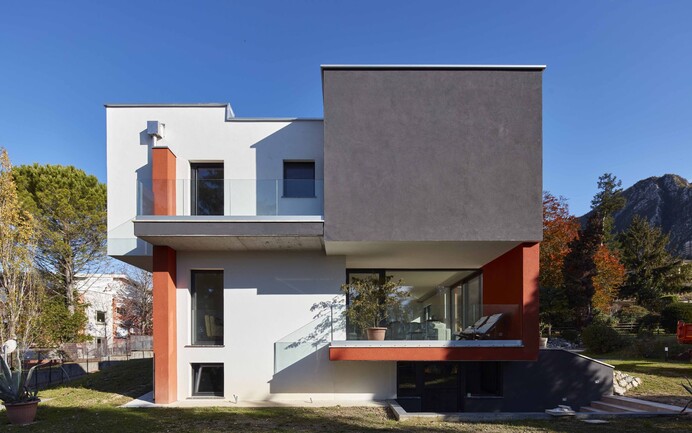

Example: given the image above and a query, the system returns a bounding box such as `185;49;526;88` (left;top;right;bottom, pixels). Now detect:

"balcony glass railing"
343;303;522;342
136;179;324;217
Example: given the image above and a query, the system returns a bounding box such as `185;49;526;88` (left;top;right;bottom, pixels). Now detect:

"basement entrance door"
397;362;462;412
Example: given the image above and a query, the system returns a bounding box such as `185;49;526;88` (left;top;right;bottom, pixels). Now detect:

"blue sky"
1;1;691;216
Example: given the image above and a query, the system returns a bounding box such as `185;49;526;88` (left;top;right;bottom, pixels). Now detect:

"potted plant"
341;275;410;341
0;354;40;425
539;322;549;348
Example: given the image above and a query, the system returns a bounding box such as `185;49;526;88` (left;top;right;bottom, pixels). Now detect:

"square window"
192;363;224;397
283;161;315;198
96;311;106;323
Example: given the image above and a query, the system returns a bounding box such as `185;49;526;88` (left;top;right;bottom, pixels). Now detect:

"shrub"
615;305;649;324
660;303;692;333
639;313;662;331
659;294;680;307
560;328;580;343
581;322;627;354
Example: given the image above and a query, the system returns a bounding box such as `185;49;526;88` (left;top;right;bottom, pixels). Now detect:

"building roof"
320;64;547;71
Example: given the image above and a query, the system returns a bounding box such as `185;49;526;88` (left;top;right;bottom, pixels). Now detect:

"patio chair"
457;313;505;340
455;315;489;340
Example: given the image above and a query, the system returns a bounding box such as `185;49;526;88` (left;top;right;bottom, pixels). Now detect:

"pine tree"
13;164;106;313
563;214;603;327
590;173;626;249
619;215;686;310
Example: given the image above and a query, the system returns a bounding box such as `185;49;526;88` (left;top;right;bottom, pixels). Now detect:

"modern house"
106;65;612;412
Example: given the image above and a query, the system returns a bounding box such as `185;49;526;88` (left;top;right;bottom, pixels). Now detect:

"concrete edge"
603;395;692;413
386;399;687;422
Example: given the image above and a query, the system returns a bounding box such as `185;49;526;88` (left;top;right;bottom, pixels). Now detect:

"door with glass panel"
191;163;224;215
452;273;482;335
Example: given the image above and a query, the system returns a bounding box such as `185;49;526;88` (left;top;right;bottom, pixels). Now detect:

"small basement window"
192;363;224;397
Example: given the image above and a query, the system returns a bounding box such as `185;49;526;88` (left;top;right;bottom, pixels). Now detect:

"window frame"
283;160;316;198
190;162;224;216
191;363;224;397
190;269;224;346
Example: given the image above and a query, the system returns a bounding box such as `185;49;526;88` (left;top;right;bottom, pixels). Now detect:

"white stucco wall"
175;251;396;403
106;105;325;259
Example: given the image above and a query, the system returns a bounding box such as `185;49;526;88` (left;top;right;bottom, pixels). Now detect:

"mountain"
579;174;692;259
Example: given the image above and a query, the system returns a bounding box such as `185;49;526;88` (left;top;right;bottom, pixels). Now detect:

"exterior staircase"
581;395;691;414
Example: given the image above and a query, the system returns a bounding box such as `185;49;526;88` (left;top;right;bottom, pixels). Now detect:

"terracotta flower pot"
4;399;39;425
367;327;387;341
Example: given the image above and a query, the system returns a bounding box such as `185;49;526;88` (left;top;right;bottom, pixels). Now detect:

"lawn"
3;358;690;433
601;358;691;407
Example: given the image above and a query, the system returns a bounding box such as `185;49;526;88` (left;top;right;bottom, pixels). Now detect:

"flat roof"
103;103;322;121
321;64;546;71
104;103;230;108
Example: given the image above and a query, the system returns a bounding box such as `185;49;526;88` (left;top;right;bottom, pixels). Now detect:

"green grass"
3;359;690;432
600;359;692;407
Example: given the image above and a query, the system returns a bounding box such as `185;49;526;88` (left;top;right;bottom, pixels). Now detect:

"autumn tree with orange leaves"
539;192;580;333
540;192;580;289
592;244;626;313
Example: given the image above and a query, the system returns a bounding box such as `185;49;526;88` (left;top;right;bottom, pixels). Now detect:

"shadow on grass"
4;405;690;433
41;358;153;401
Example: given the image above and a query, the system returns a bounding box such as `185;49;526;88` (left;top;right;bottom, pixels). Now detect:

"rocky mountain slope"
580;174;692;259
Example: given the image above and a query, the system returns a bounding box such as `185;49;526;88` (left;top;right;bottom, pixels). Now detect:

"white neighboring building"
75;274;129;347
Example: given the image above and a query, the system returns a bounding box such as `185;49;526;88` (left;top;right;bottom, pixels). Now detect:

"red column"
153;246;177;403
151;146;177;403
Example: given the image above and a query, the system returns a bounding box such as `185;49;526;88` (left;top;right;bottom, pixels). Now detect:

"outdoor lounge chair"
455;315;489;340
457;313;504;340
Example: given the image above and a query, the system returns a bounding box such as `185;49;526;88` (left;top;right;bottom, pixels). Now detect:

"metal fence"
19;336;153;389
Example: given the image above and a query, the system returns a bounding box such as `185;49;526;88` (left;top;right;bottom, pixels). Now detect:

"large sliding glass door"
452;273;483;334
345;269;481;341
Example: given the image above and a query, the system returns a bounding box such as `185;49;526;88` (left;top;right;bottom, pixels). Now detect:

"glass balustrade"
136;179;324;217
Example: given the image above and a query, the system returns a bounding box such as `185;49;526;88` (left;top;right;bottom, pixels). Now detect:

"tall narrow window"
283;161;315;198
191;163;224;215
191;270;224;345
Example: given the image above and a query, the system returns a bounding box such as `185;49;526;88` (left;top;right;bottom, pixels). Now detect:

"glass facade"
345;269;484;341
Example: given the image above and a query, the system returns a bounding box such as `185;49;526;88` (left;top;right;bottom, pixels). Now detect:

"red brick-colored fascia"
329;346;532;361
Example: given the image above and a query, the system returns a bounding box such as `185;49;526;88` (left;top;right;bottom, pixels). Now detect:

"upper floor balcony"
137;178;324;217
131;178;325;252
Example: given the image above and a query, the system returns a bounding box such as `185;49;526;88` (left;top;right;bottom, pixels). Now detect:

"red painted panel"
330;346;531;361
152;147;176;216
153;246;177;403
